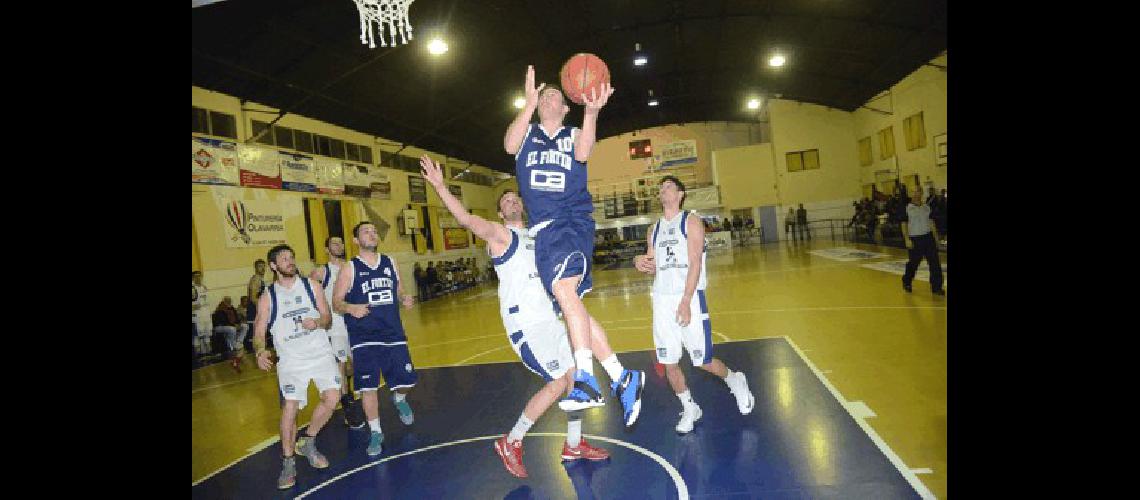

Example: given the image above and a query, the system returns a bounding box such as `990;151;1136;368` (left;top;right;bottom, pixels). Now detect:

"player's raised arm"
574;82;615;162
504;65;543;155
420;155;512;248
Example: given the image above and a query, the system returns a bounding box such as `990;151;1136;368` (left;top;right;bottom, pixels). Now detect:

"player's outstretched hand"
525;65;546;108
420;155;444;188
301;317;319;331
257;350;274;371
582;83;614;113
634;254;656;274
676;301;692;327
348;304;370;319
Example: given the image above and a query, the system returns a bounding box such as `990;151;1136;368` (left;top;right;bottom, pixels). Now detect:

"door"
758;205;779;243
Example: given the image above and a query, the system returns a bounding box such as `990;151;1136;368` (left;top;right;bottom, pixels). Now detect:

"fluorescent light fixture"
428;38;448;55
634;56;647;66
648;99;659;106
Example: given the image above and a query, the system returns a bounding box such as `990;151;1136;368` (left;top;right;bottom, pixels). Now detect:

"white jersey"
319;261;344;319
651;210;707;295
193;283;210;321
266;277;334;363
492;226;559;330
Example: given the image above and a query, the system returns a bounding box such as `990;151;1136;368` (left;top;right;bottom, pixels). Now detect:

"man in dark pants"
902;189;945;295
796;204;811;241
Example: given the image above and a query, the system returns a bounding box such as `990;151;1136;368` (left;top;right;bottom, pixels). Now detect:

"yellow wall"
712;143;778;209
768;99;862;206
853;53;947;190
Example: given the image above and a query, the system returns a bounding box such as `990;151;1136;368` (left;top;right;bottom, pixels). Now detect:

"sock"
566;412;583;448
600;355;624;383
507;414;534;443
574;349;595;376
369;418;381;433
723;368;735;385
393;392;407;403
677;390;696;411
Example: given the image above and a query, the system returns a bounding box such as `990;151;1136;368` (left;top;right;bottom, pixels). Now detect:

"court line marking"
911;468;934;475
192;421;313;487
454;345;512;365
408;333;505;350
192;373;272;394
782;335;936;500
294;433;688;499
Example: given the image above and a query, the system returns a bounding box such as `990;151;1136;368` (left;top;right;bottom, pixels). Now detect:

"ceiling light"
648;99;659;106
747;98;761;110
427;38;448;55
634;56;647;66
513;97;526;109
768;54;786;67
634;42;647;66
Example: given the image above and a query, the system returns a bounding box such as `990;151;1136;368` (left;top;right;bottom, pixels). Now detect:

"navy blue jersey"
514;124;594;224
343;255;406;343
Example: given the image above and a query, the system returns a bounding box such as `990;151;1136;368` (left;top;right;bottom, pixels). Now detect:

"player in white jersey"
253;244;341;490
421;156;611;479
192;271;212;355
634;176;755;434
309;235;366;429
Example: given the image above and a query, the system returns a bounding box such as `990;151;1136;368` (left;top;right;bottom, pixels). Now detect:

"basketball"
560;53;611;105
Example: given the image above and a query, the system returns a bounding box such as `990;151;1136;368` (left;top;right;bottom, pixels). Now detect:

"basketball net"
352;0;414;49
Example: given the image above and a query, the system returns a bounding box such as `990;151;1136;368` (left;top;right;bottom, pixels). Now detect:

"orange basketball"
560;53;611;105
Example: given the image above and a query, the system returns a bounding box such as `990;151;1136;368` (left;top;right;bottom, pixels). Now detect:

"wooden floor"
191;238;947;497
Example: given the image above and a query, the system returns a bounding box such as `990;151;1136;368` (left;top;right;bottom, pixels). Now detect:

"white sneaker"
675;404;702;434
728;372;755;415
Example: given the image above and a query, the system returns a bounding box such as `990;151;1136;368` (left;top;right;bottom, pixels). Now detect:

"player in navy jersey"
421;156;611;478
503;65;645;428
332;221;417;457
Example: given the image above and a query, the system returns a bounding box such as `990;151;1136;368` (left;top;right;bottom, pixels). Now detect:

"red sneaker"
494;435;528;478
230;356;242;373
561;438;611;461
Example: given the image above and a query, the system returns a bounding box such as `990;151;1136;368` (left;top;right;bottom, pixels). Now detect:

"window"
315;135;332;156
346;143;360;162
294;130;314;153
785;149;820;172
329;138;346;159
274;126;295;150
192;107;209;134
251;120;275;145
398;155;420;173
904;112;927;150
878;126;895;160
360;145;373;165
858;137;873;166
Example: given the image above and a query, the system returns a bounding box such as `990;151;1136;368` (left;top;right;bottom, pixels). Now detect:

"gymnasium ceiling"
192;0;947;173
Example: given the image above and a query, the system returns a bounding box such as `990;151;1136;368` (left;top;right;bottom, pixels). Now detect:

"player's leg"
380;344;418;426
352;346;385;456
295;359;341;469
655;293;701;433
276;364;306;489
585;314;645;428
924;236;945;294
686;291;754;415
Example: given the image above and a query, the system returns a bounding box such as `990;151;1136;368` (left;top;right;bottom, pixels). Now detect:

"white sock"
369;418;381;433
393;392;407;403
677;390;696;410
574;349;595;376
507;414;534;443
723;368;735;385
566;417;582;447
599;355;624;383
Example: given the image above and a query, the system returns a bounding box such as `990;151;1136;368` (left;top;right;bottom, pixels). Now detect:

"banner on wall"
443;227;470;249
210;191;288;248
237;144;283;189
192;137;240;185
314;158;345;195
279;152;317;192
368;168;391;200
408;176;428;204
343;163;372;197
657;140;698;168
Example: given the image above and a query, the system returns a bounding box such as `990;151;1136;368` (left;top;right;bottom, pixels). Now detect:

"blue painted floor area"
193;338;922;499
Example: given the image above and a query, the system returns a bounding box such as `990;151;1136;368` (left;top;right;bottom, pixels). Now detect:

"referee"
901;188;945;295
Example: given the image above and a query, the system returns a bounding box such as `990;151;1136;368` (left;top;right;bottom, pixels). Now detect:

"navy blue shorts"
351;343;418;392
532;217;595;298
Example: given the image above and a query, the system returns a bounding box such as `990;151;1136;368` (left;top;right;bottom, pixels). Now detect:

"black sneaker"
344;398;366;429
932;289;946;296
903;283;913;293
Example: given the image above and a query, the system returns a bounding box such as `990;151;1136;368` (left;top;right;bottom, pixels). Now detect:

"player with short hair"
503;65;645;427
252;244;340;489
310;235;366;429
634;176;755;433
332;221;418;457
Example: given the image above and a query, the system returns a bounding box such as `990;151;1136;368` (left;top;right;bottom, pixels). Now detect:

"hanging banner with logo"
368;167;391;200
210;188;288;248
192;137;240;185
237;144;283;189
443;227;470;249
279;152;317;192
658;140;698;168
343;163;372;197
314;157;345;195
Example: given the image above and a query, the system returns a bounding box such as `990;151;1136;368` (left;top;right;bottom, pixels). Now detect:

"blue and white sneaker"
367;430;384;456
558;369;606;411
611;368;645;428
394;396;415;425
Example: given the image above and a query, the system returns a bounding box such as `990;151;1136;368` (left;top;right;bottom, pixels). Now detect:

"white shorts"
507;318;574;382
327;315;351;362
652;290;713;367
277;354;342;410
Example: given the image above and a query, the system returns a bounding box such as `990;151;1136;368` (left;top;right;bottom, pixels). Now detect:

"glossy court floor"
192;239;947;498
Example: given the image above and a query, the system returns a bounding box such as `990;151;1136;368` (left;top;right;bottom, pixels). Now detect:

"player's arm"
391;256;415;309
901;220;912;248
634;222;657;274
247;275;262;302
253;292;274;370
929;211;940;241
333;260;368;318
504;65;542;155
574;82;615;162
309;280;332;330
308;265;326;284
681;214;705;302
420;155;511;248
